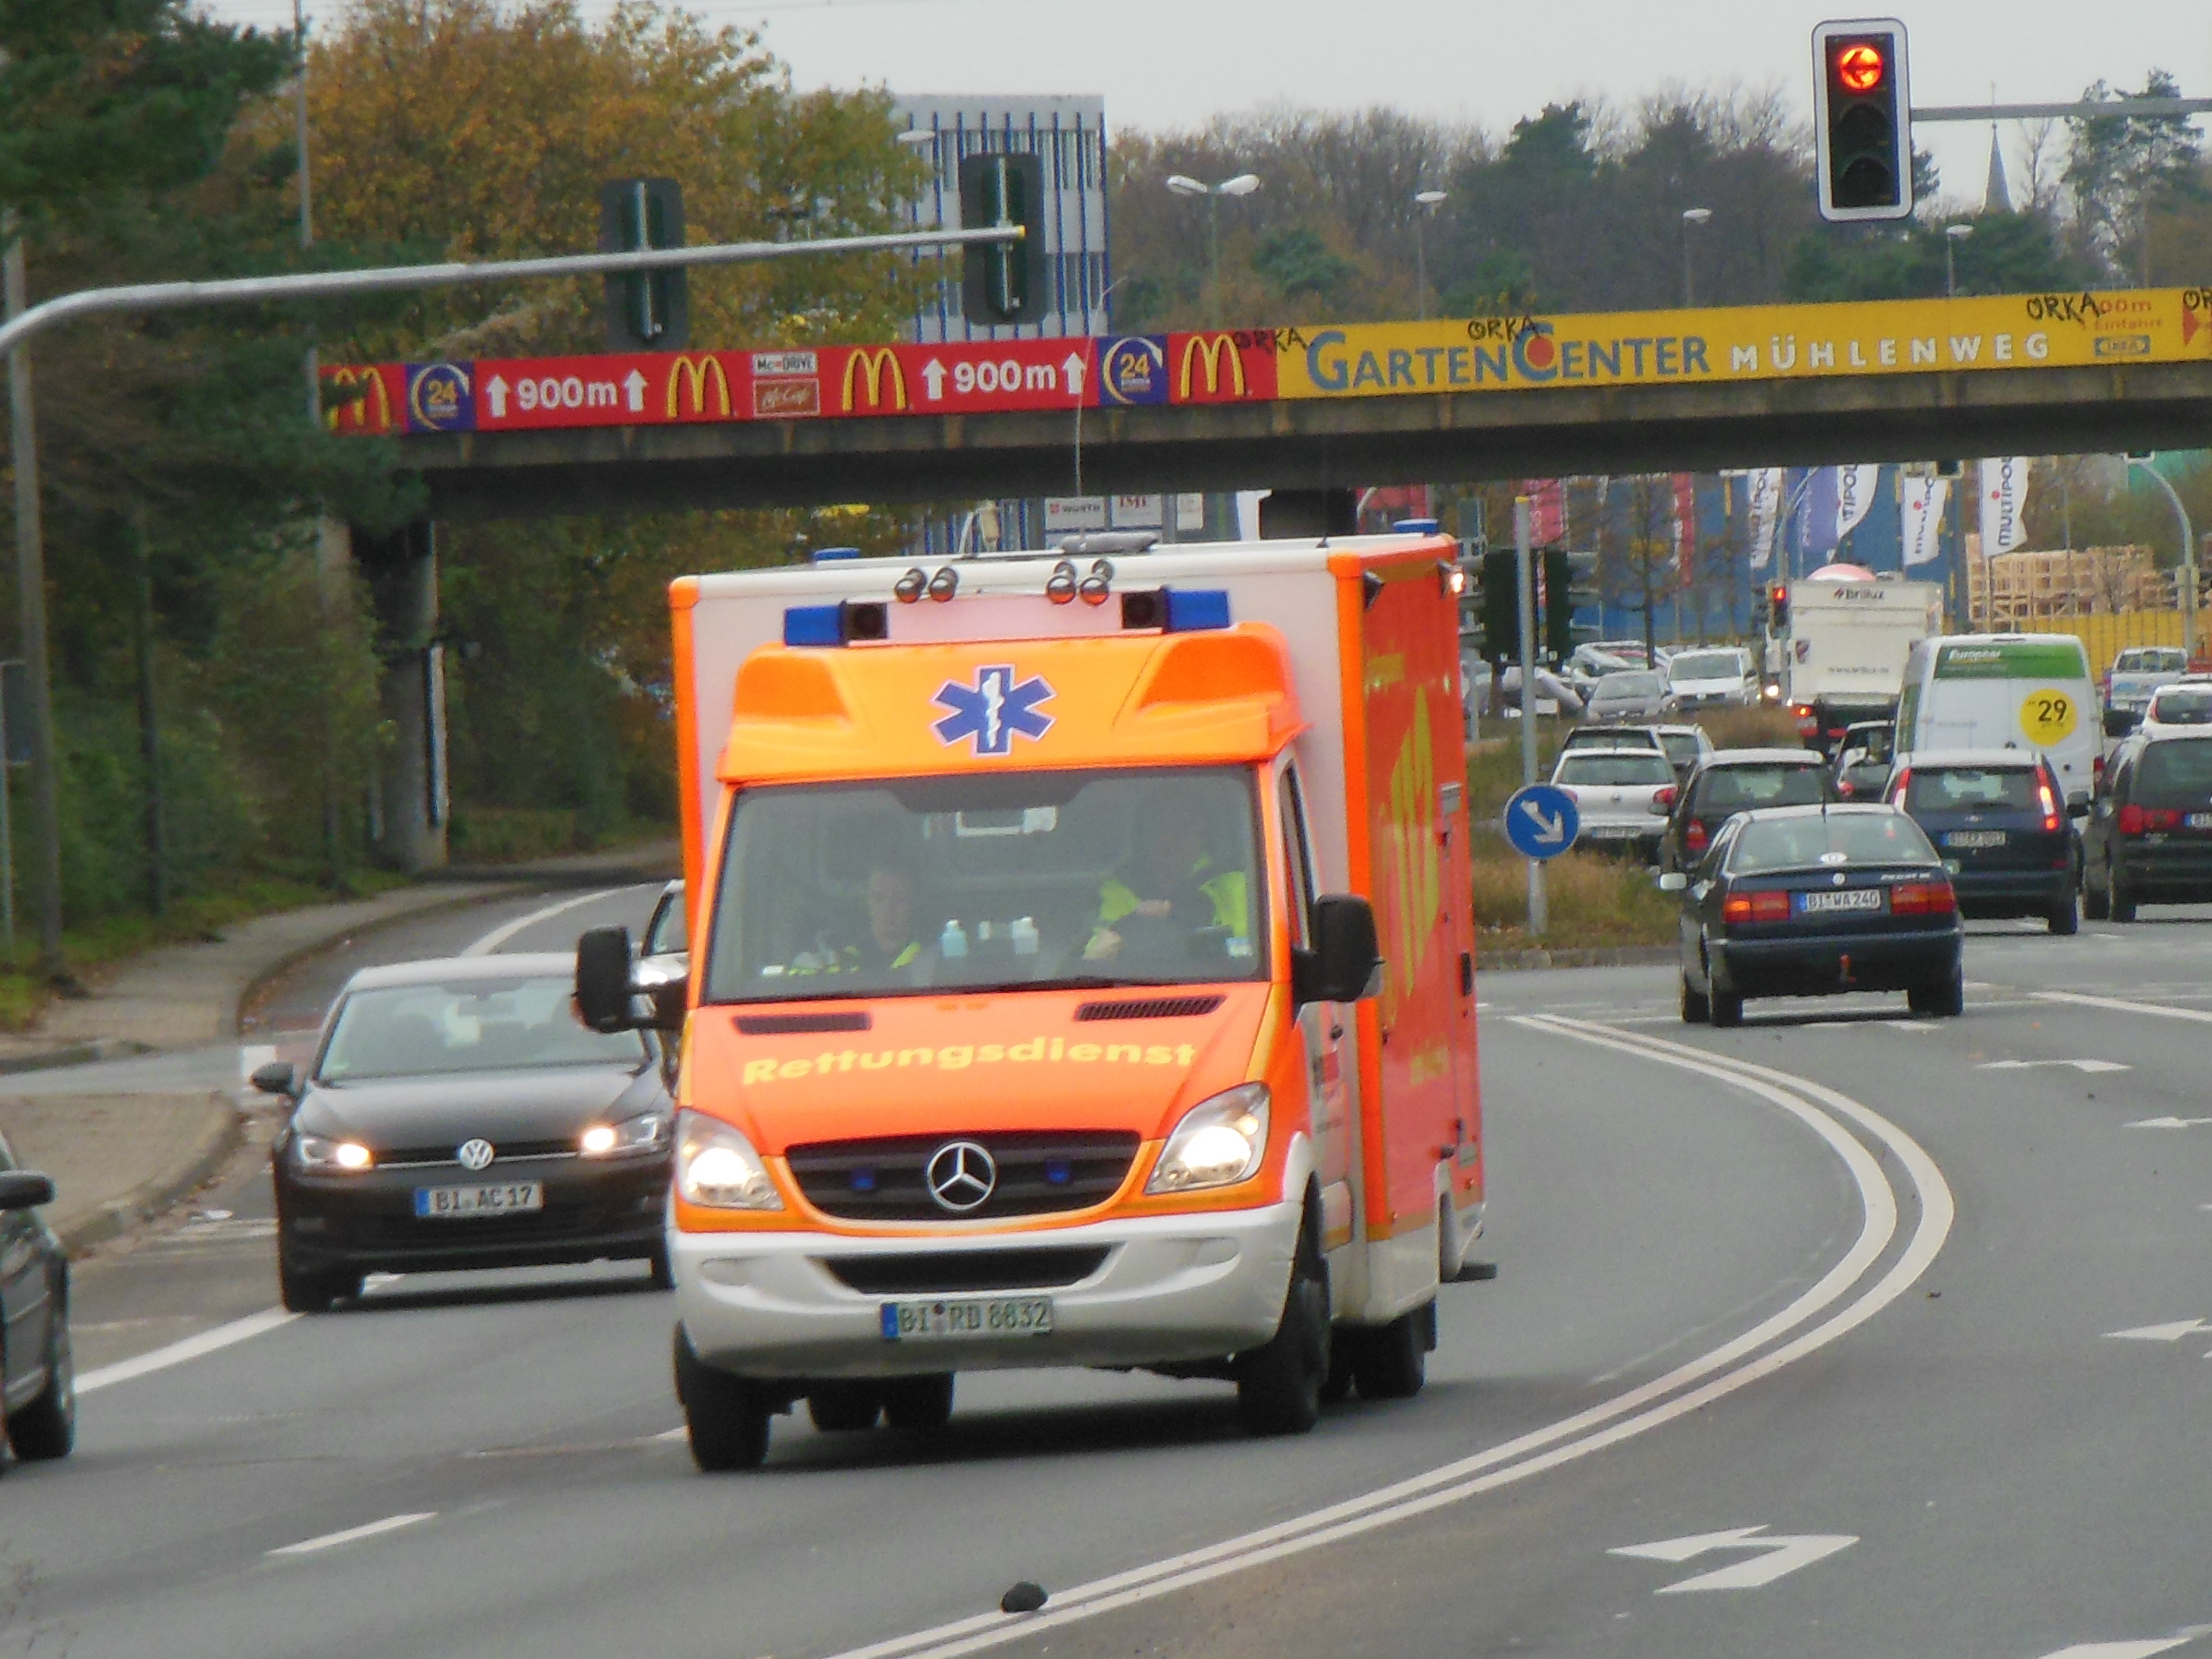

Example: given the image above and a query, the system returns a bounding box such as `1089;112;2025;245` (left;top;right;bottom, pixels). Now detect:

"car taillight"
2145;807;2180;830
1887;766;1911;807
2094;753;2106;779
1890;880;1957;915
2037;780;2061;833
1685;819;1708;854
1653;785;1676;810
1722;889;1791;925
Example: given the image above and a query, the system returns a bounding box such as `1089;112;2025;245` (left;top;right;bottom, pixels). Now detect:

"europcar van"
1894;634;2100;804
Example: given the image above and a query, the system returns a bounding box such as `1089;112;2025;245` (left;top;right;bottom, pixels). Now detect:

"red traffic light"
1833;41;1886;92
1770;584;1788;605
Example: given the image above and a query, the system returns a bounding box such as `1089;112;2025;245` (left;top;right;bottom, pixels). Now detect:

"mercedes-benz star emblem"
457;1139;496;1171
925;1141;997;1213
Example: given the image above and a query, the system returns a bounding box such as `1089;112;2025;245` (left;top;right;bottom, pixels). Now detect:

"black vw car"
1660;748;1838;874
0;1141;72;1465
260;953;675;1312
2081;729;2212;922
1887;749;2083;934
1664;804;1963;1026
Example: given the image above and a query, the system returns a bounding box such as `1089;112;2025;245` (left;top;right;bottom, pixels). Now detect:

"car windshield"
703;766;1266;1003
1659;732;1707;764
2151;689;2212;724
1731;813;1939;874
1668;653;1741;681
1906;767;2041;812
2135;739;2212;805
2118;649;2188;673
1556;754;1674;786
1599;673;1662;697
320;976;648;1082
1696;764;1827;816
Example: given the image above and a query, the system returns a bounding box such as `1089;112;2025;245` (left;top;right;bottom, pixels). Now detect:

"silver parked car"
1582;670;1669;723
1551;747;1676;862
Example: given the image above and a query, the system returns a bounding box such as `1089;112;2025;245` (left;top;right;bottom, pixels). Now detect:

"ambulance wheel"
1237;1224;1329;1437
882;1373;955;1430
1679;973;1710;1024
1352;1301;1434;1402
806;1383;882;1433
674;1326;770;1472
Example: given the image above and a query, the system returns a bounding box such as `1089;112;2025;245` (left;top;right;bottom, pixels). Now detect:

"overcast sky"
212;0;2211;212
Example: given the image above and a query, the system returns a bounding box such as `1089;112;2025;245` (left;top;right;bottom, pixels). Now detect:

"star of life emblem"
931;665;1055;757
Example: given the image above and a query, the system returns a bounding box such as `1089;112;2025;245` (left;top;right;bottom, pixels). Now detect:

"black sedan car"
259;953;675;1312
1664;804;1963;1026
2081;728;2212;922
1660;748;1838;874
0;1145;73;1464
1887;749;2081;933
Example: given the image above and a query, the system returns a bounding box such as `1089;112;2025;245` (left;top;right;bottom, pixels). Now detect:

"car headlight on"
1146;1084;1270;1194
580;1114;667;1157
296;1134;373;1173
674;1111;783;1210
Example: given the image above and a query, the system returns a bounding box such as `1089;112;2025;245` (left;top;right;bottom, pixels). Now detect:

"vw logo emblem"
925;1141;997;1213
456;1139;496;1171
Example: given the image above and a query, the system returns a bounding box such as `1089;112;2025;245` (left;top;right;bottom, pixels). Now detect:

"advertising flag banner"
1671;474;1697;589
1516;478;1565;545
1795;467;1842;564
1900;475;1949;567
1979;457;2033;557
1835;464;1881;539
1745;468;1784;572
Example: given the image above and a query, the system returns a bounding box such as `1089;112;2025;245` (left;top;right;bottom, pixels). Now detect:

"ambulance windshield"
701;766;1267;1002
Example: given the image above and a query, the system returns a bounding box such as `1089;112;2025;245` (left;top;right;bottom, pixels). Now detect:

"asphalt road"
8;892;2212;1659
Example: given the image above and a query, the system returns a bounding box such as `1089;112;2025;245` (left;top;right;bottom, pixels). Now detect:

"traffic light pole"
1515;497;1546;938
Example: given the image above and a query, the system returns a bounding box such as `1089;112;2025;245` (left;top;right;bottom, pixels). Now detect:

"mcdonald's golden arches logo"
1178;333;1247;399
841;347;909;412
666;354;733;419
323;366;393;433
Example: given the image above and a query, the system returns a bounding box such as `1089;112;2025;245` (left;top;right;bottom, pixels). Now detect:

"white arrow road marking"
623;368;647;411
1609;1525;1857;1593
2127;1117;2212;1129
1061;352;1087;397
922;359;947;400
269;1512;434;1557
2102;1318;2212;1360
1978;1058;2131;1073
1519;801;1566;844
485;375;508;419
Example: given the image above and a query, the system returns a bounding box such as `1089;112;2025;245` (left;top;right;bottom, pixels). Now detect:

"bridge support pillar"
353;520;449;872
1259;489;1358;540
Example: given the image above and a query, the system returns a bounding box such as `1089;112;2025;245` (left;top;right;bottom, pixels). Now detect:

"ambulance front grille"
786;1131;1141;1221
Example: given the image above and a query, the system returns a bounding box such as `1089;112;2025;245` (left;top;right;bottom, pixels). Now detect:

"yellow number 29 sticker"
2020;688;2080;745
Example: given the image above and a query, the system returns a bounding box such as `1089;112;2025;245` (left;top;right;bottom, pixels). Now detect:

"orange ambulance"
577;532;1486;1470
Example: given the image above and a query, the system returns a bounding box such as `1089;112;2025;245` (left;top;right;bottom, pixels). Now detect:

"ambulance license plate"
413;1181;542;1218
880;1297;1055;1341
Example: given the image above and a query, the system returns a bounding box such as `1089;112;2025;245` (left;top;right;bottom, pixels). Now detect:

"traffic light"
1481;549;1520;663
1768;582;1791;632
960;152;1048;326
1542;550;1599;660
599;178;687;351
1812;19;1912;222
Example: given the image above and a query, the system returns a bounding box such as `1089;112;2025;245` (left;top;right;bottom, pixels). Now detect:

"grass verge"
1469;830;1677;952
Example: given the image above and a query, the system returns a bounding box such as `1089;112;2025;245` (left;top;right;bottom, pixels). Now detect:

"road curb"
57;1095;244;1259
1482;945;1677;972
0;1038;157;1078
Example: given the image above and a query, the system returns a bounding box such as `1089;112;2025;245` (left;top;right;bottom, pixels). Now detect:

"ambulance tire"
674;1325;771;1472
1351;1301;1433;1402
1237;1226;1329;1437
807;1383;883;1433
882;1373;956;1430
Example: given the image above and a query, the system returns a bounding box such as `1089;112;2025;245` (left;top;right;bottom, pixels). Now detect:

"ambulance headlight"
1147;1085;1270;1194
675;1112;784;1210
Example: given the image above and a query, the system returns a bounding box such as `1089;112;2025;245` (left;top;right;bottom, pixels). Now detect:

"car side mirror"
1658;872;1688;893
0;1170;55;1211
2068;797;2092;819
249;1060;298;1097
577;925;686;1034
1293;894;1383;1007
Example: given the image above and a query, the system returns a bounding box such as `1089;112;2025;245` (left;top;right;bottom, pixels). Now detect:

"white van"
1895;634;2100;802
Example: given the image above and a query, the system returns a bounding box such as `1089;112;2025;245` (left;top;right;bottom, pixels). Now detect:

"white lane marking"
1610;1525;1857;1593
462;885;643;956
1883;1020;1939;1031
2127;1117;2212;1130
2104;1318;2212;1360
821;1019;1953;1659
78;1309;298;1395
1977;1058;2131;1073
268;1512;434;1557
2035;1640;2202;1659
2033;989;2212;1025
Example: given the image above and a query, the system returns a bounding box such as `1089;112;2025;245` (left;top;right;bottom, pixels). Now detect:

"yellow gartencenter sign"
1276;288;2212;399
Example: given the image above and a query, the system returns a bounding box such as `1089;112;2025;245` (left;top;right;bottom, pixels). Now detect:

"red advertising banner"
1672;473;1698;589
1163;331;1280;404
1515;478;1565;545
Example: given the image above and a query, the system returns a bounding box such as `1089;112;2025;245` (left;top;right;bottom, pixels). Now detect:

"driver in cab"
1083;794;1250;962
793;860;926;980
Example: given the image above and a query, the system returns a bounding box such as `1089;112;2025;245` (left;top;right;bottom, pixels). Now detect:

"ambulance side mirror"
1295;895;1383;1007
577;925;687;1034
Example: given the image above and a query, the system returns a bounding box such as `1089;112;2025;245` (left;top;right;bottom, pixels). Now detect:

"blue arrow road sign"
1504;783;1580;861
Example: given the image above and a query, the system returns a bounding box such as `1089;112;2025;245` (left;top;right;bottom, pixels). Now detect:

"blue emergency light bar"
781;587;1232;648
810;547;862;563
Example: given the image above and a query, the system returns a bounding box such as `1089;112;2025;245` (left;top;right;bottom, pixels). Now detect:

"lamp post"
1680;207;1712;307
1945;222;1973;297
1166;172;1260;325
2129;455;2199;661
1413;189;1447;320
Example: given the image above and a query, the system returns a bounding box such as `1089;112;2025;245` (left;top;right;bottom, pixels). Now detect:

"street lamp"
2128;454;2199;661
1413;188;1448;321
1945;222;1973;297
1166;172;1260;325
1680;207;1712;307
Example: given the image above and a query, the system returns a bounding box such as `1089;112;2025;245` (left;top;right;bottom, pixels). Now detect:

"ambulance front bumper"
671;1201;1301;1380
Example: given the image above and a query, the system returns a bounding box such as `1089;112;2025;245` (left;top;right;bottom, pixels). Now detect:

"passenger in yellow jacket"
1084;801;1249;962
